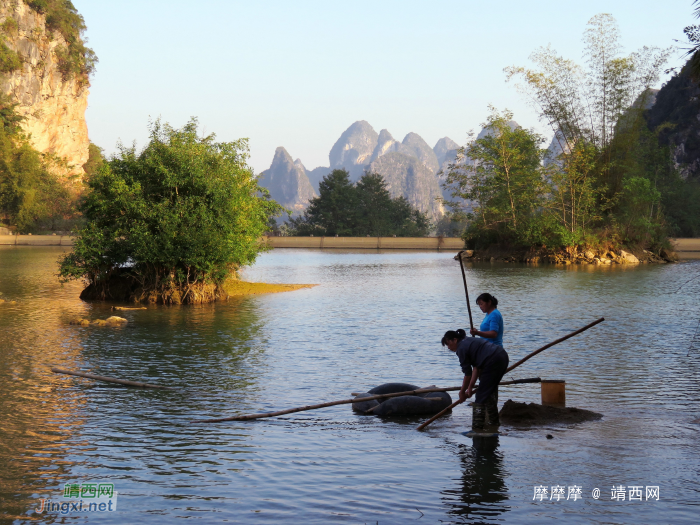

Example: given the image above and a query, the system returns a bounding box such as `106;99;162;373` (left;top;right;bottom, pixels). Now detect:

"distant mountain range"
258;121;461;222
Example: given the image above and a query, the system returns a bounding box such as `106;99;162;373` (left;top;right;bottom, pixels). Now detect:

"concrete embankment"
671;238;700;260
2;235;700;259
0;235;74;246
263;236;465;250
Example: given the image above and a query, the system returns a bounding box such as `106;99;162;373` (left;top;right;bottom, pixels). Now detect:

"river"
1;247;699;524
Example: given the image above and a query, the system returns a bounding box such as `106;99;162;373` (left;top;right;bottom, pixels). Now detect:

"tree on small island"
289;169;431;237
58;119;282;304
443;13;700;256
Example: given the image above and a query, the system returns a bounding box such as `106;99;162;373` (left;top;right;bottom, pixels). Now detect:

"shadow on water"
442;437;509;524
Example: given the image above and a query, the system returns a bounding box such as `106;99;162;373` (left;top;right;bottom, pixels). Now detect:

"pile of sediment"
499;400;602;425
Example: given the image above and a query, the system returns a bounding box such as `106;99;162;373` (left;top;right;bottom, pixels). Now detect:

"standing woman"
442;329;509;432
470;293;504;348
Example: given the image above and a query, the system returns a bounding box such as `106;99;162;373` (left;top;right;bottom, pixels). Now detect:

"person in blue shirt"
470;293;504;348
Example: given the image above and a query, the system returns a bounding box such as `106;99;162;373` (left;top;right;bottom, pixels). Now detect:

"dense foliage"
58;119;282;303
0;95;77;232
25;0;97;82
444;14;696;251
289;169;431;237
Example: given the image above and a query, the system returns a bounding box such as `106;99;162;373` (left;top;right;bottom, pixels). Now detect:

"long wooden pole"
505;317;605;373
416;399;464;430
457;250;474;330
51;367;176;390
191;378;541;424
416;317;605;430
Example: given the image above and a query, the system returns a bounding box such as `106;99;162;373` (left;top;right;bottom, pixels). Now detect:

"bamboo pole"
416;317;605;430
191;378;541;423
51;367;176;390
457;251;474;330
505;317;605;373
416;399;464;430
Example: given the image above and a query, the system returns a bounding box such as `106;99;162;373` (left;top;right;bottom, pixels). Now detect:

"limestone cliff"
367;152;444;222
646;65;700;180
0;1;91;178
329;120;378;181
258;147;316;216
402;132;439;173
433;136;458;168
369;129;415;163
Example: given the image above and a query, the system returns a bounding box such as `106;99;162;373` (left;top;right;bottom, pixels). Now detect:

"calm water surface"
1;247;699;524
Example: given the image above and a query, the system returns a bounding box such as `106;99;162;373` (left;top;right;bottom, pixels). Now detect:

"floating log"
50;367;175;390
191;378;540;423
416;317;605;430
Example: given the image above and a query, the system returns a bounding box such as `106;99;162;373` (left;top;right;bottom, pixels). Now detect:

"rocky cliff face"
646;66;700;180
328;120;378;180
0;2;90;178
258;147;316;216
367;152;444;222
261;121;454;221
368;129;414;163
306;166;331;194
434;137;458;167
402;132;439;173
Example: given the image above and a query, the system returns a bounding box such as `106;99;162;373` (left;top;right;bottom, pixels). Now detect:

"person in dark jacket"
442;328;509;431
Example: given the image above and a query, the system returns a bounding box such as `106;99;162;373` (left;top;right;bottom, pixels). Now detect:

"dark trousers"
474;348;509;404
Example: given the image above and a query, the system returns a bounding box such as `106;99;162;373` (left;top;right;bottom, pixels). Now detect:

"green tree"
503;13;673;248
58;118;282;304
290;169;357;236
443;108;548;247
355;173;395;236
290;170;431;236
0;95;76;233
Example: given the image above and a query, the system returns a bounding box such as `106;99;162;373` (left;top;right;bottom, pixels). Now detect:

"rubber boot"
472;403;486;431
484;391;500;429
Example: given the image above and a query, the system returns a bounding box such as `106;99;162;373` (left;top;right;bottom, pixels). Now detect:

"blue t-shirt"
479;308;504;347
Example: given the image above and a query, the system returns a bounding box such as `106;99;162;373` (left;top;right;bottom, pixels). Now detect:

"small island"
58;119;304;304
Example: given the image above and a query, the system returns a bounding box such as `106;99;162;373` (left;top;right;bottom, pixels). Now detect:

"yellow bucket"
541;380;566;407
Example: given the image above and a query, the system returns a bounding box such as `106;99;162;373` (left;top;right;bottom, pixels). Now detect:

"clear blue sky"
74;0;693;174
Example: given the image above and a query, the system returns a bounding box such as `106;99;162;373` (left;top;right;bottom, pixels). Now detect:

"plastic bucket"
541;380;566;407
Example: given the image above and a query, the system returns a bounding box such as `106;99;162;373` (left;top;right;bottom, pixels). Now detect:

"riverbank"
463;245;681;264
3;235;700;258
222;280;316;296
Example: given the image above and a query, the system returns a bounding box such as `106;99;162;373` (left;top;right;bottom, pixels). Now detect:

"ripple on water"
1;247;699;523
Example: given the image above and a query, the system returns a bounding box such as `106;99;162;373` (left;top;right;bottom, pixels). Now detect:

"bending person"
470;293;503;347
442;329;509;432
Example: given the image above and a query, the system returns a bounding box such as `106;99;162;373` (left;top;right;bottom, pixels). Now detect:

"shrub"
58;118;283;304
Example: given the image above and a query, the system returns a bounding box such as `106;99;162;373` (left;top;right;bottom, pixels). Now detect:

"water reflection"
1;248;699;524
443;438;508;523
0;248;269;521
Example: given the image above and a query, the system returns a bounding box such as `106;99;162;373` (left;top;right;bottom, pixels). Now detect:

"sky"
73;0;694;174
